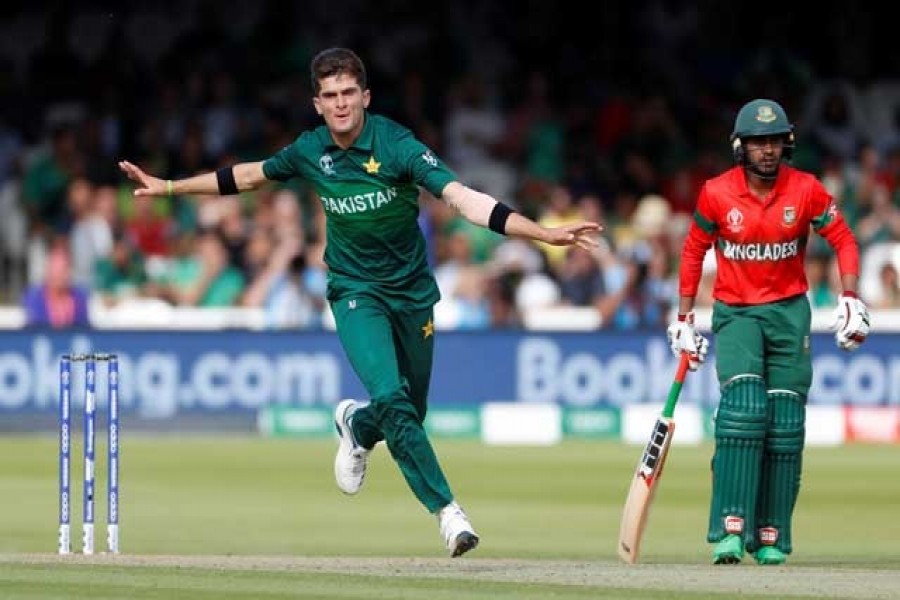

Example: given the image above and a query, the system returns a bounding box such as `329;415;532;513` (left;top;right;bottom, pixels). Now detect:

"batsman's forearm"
822;219;860;278
678;296;695;315
678;223;712;298
840;273;859;295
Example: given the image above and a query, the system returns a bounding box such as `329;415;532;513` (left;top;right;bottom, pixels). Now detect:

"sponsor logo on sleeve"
421;151;438;167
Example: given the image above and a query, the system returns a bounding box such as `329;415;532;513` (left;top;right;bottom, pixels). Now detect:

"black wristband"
216;167;238;196
488;202;515;235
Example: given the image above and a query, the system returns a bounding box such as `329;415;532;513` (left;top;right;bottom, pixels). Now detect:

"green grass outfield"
0;436;898;599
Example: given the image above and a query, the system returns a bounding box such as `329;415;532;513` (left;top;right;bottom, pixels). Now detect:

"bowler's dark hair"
310;48;367;95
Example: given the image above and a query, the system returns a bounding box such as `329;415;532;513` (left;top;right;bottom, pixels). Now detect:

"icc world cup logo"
726;207;744;233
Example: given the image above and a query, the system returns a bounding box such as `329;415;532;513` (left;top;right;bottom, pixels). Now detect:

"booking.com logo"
515;337;900;407
0;336;341;417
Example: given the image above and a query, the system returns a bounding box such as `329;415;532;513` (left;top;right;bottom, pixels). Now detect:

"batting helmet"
730;99;795;164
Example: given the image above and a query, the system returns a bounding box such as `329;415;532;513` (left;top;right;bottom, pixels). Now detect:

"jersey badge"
363;155;381;174
726;207;744;233
782;206;796;227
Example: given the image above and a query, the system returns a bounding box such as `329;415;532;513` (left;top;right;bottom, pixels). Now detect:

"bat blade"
617;415;676;564
617;352;690;564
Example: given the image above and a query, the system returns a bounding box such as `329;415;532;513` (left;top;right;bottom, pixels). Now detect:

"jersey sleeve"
394;130;457;197
809;179;860;276
679;183;717;298
262;135;305;182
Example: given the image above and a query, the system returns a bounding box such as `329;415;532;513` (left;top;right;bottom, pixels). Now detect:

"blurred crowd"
2;1;900;329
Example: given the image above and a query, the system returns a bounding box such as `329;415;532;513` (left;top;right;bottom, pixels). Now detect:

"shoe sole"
451;532;480;558
713;554;742;565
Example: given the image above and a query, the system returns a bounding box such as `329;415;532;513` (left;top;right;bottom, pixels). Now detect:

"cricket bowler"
119;47;601;557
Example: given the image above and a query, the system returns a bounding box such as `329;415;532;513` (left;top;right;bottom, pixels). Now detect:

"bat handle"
675;352;691;383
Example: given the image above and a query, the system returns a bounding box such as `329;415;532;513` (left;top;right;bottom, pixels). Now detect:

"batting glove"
830;292;870;352
666;311;709;371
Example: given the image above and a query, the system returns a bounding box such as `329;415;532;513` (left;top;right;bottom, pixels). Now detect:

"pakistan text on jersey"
720;239;800;261
320;187;399;214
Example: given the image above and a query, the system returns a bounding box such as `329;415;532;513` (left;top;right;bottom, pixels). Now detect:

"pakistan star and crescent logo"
421;318;434;339
363;156;380;174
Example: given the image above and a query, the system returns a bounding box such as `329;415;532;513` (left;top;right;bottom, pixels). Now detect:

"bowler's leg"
332;298;453;513
380;307;455;513
392;308;478;556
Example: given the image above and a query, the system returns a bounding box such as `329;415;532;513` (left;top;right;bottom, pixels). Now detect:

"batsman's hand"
542;222;603;252
830;292;870;351
118;160;167;197
666;311;709;371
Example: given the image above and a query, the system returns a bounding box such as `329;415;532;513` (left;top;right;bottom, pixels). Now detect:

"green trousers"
707;294;811;553
330;294;453;513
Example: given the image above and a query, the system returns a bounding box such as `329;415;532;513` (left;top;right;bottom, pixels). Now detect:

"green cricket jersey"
262;113;456;309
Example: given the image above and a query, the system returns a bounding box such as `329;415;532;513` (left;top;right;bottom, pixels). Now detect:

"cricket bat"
617;351;691;564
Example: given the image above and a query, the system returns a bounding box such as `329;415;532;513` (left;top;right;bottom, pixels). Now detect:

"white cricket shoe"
437;501;480;557
333;399;370;495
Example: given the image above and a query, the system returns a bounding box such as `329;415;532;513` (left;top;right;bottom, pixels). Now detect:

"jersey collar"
733;165;790;202
320;112;374;152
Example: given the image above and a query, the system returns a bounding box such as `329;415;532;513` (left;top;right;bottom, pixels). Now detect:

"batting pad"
751;390;805;554
707;374;767;543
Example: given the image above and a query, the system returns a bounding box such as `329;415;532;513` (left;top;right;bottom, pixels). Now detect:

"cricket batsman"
666;99;870;565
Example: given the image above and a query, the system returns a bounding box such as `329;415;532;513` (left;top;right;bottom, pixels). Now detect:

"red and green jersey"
680;165;859;305
262;113;456;309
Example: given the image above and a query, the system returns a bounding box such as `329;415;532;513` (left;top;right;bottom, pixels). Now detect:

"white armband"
443;183;501;229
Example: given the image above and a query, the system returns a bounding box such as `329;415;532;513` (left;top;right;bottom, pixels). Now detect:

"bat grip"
675;352;691;383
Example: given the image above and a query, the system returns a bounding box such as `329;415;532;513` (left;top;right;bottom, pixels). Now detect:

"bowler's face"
314;74;370;146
